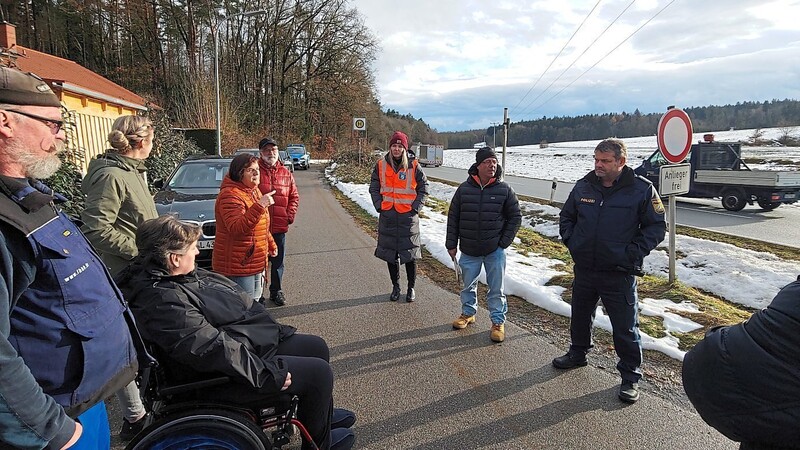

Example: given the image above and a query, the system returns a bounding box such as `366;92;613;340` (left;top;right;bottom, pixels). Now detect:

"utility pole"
502;108;509;169
490;121;498;149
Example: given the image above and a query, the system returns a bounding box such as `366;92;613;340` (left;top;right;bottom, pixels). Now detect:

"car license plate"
197;240;214;250
785;193;796;199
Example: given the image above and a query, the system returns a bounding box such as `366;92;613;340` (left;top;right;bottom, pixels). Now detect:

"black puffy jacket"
446;164;522;257
116;261;296;392
682;277;800;447
560;166;666;273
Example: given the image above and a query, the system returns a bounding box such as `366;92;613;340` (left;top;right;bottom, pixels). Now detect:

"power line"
511;0;603;112
527;0;677;117
517;0;637;119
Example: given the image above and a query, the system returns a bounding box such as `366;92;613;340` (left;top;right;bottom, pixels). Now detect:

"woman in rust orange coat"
212;153;278;302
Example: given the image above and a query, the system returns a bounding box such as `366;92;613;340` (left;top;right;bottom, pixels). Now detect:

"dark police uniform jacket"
560;166;666;273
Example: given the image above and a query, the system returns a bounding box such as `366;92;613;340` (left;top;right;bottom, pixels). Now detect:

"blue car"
286;144;310;170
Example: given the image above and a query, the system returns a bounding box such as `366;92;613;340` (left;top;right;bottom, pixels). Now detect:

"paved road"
424;166;800;249
269;167;735;449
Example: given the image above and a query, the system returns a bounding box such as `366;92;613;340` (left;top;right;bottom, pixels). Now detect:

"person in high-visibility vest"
369;131;429;302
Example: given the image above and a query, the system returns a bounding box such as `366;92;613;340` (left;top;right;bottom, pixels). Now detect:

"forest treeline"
2;0;397;155
441;99;800;149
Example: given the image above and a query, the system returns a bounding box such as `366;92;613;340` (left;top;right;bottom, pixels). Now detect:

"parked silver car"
153;156;232;267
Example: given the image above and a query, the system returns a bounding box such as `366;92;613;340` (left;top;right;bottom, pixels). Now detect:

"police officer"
0;67;139;449
553;138;666;403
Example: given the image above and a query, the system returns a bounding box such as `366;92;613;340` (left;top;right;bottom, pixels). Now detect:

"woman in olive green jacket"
81;115;158;277
80;115;157;439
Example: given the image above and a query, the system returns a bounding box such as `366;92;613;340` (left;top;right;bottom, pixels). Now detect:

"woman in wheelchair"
116;215;355;450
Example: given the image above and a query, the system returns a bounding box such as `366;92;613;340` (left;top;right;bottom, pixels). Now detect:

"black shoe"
618;382;640;403
119;413;149;441
330;427;355;450
332;408;356;429
257;296;267;305
552;352;588;369
271;291;286;306
405;288;415;302
389;285;400;301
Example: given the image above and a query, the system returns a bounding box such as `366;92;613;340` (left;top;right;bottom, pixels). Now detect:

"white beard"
11;140;64;179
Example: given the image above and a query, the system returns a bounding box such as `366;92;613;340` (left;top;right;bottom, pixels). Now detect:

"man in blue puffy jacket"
553;138;666;403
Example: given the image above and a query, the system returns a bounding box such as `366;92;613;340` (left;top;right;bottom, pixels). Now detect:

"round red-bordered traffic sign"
657;108;693;164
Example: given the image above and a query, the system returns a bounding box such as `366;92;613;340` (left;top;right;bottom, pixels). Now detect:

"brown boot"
452;314;475;329
490;323;505;342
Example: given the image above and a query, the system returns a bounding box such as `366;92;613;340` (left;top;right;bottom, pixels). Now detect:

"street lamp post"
490;121;498;149
213;9;267;156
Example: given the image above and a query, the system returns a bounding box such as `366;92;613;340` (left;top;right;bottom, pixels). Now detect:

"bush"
330;145;378;184
45;156;85;218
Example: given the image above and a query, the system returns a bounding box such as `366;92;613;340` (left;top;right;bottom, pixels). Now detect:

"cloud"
352;0;800;132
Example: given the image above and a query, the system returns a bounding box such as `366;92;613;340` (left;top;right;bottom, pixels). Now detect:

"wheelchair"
125;350;320;450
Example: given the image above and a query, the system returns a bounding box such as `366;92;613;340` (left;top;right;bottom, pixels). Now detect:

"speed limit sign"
353;117;366;131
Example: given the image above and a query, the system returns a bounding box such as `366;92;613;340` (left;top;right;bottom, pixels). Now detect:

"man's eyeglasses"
5;109;64;134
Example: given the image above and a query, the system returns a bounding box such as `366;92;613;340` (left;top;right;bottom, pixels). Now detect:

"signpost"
658;164;691;196
657;108;692;164
353;117;367;165
353;117;366;131
657;107;693;283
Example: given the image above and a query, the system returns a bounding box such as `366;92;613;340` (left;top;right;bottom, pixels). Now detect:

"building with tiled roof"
0;21;150;173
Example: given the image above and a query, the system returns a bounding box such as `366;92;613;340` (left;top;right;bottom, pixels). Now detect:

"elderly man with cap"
257;137;299;306
0;67;140;449
446;146;521;343
369;131;429;302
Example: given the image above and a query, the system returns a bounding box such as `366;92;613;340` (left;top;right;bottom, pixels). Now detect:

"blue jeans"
569;266;642;383
71;401;110;449
269;232;286;295
228;273;264;301
458;247;507;324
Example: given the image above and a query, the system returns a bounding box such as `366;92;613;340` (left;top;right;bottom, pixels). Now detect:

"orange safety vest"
379;159;418;213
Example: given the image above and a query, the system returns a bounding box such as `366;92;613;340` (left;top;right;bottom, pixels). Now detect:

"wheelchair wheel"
126;408;272;450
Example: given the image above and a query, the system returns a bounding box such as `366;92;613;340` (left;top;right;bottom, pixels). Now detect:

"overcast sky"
350;0;800;132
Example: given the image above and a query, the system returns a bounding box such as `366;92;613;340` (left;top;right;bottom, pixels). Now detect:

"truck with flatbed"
411;143;444;167
634;135;800;211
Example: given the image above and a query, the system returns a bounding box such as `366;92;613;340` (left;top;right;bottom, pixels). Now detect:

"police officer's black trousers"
568;266;643;383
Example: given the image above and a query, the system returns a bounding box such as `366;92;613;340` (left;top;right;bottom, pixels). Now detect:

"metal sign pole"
669;195;676;283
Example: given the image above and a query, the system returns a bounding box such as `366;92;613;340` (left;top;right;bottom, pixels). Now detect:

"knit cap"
389;131;408;150
475;146;497;164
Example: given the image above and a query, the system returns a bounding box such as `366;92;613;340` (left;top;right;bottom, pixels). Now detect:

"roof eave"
55;81;148;111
